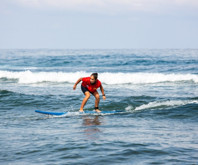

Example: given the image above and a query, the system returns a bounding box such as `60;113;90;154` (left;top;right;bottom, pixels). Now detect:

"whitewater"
0;70;198;84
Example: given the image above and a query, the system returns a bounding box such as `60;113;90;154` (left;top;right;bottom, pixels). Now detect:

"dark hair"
91;73;98;80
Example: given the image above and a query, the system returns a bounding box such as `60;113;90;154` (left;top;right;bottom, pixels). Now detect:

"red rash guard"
81;77;101;93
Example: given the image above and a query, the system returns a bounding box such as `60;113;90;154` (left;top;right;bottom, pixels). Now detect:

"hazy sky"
0;0;198;49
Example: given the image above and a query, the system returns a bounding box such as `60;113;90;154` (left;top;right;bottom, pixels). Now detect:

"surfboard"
35;110;122;116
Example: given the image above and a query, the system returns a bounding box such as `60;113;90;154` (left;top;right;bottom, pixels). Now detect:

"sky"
0;0;198;49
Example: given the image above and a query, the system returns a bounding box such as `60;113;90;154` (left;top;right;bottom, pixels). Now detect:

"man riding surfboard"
73;73;106;112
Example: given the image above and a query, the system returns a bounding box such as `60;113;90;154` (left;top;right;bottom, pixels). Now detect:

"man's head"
90;73;98;84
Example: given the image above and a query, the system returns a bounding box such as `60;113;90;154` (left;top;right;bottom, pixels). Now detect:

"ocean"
0;49;198;164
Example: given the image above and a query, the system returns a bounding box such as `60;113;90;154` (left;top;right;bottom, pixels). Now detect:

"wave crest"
0;70;198;84
125;100;198;111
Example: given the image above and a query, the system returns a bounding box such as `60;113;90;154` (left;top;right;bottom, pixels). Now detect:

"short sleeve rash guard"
81;77;101;93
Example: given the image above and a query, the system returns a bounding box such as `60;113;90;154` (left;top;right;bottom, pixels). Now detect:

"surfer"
73;73;106;112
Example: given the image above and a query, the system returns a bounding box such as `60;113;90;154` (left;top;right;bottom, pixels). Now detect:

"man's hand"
103;95;106;100
73;84;77;90
73;78;82;90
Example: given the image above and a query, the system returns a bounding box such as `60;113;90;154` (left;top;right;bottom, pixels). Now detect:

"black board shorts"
81;85;94;95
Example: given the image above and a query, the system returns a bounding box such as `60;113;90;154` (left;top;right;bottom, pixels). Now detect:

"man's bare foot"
95;109;101;113
79;109;84;112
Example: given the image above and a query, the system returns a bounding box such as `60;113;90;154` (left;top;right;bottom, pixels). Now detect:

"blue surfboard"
35;110;122;116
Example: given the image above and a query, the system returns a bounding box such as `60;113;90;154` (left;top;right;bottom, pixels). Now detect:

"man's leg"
93;91;101;112
80;91;90;112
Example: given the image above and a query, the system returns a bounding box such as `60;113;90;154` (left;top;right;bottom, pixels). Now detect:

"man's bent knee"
95;94;100;100
85;92;91;98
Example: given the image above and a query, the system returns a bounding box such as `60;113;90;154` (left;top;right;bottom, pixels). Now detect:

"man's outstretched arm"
73;78;82;90
100;85;106;100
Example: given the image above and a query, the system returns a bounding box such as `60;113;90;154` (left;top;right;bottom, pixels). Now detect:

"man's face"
90;75;96;84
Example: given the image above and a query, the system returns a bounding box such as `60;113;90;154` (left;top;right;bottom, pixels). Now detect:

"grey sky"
0;0;198;49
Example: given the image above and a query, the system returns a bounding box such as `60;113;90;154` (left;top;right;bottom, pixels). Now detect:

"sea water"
0;49;198;164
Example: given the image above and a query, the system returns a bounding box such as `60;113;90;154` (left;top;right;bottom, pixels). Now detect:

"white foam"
100;72;198;84
128;100;198;111
0;70;88;84
0;70;198;84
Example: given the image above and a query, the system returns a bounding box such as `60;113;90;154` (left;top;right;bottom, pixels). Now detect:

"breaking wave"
0;70;198;84
125;99;198;111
